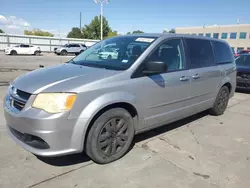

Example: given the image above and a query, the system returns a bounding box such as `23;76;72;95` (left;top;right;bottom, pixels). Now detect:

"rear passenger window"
211;41;234;64
185;39;215;69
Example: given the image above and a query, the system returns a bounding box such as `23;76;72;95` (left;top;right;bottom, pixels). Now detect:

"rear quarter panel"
218;63;237;98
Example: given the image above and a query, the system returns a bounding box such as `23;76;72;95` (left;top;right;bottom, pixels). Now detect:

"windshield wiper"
80;63;107;69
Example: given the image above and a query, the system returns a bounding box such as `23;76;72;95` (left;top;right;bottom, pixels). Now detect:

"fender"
79;91;137;119
217;68;236;98
217;76;231;90
69;91;138;152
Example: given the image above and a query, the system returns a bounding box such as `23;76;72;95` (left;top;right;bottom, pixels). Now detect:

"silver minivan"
4;34;236;164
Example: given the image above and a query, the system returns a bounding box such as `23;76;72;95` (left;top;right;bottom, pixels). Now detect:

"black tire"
85;108;135;164
10;50;17;55
209;86;230;116
61;50;67;56
107;55;112;60
34;51;40;56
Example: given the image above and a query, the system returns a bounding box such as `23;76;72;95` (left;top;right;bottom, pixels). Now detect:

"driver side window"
147;39;185;72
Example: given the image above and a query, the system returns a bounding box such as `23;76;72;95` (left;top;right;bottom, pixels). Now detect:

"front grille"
237;72;250;79
16;89;31;101
8;86;31;112
13;100;25;111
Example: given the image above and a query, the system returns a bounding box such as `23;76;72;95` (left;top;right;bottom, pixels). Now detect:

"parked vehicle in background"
54;43;87;56
4;44;41;55
236;54;250;90
98;44;119;60
4;34;236;164
234;49;250;58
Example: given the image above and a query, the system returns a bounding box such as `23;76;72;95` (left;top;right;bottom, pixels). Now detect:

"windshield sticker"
135;38;155;43
122;59;128;63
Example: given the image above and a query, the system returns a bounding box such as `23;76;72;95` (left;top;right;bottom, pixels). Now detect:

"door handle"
192;74;201;79
180;76;189;82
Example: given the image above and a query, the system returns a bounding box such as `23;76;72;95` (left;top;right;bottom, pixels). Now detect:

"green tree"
163;29;175;33
107;30;118;38
24;29;54;37
0;29;4;33
132;30;144;34
67;27;83;38
81;16;112;40
126;30;144;34
169;29;176;33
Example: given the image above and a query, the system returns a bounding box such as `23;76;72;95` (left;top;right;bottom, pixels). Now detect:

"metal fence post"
49;39;52;52
7;35;10;47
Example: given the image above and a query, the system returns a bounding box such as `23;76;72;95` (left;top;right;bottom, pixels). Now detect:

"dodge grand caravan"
4;34;236;164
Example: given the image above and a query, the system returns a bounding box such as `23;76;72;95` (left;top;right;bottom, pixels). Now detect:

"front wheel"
209;86;230;116
10;50;17;55
60;50;67;56
85;108;135;164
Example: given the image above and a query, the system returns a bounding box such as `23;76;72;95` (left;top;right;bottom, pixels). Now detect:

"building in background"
176;24;250;52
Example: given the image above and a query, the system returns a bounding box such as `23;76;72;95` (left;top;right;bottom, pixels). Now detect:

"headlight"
32;93;77;113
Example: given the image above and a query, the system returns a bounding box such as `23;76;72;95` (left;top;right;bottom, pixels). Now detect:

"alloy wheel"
98;118;129;156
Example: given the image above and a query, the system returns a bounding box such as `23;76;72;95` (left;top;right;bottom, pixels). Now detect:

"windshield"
236;55;250;67
71;36;157;70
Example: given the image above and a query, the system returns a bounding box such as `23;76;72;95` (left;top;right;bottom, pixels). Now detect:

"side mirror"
143;61;167;75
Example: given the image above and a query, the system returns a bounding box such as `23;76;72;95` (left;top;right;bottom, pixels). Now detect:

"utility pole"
80;12;82;30
94;0;109;40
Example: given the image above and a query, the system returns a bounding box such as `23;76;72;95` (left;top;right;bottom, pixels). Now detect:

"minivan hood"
13;64;118;94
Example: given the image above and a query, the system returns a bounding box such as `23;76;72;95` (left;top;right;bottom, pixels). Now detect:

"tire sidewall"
11;50;17;55
86;108;135;164
61;50;67;55
213;86;230;115
34;51;40;56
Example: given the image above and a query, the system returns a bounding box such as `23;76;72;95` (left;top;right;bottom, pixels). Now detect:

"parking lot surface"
0;52;250;188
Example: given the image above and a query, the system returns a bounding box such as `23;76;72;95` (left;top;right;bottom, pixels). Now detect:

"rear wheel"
209;86;230;116
10;50;17;55
61;50;67;56
85;108;135;164
34;51;40;56
107;55;112;60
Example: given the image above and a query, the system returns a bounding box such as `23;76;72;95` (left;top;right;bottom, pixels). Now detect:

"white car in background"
54;43;87;56
4;44;41;55
98;47;119;60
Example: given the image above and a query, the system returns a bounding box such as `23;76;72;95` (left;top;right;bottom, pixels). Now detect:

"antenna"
80;12;82;30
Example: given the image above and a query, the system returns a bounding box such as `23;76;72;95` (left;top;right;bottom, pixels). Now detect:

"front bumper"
4;95;89;157
4;50;11;55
